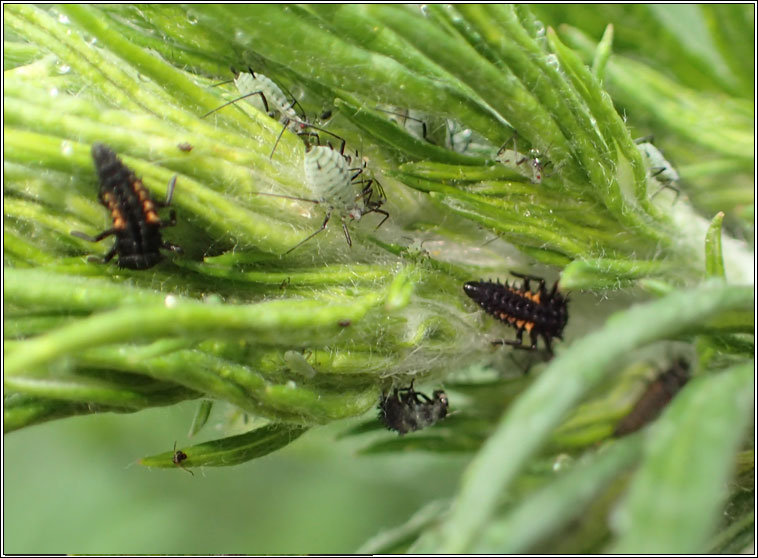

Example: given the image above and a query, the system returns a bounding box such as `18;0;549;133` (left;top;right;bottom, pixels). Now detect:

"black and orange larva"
614;358;690;437
378;382;449;435
463;272;568;354
71;143;182;270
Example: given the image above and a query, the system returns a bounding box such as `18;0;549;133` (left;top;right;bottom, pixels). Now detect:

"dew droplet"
552;453;573;472
534;20;545;37
545;54;560;69
164;294;178;308
57;13;70;24
58;64;71;75
186;12;198;25
49;87;59;97
60;140;74;157
419;4;429;16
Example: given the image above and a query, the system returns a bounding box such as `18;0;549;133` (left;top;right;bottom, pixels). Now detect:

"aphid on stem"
201;67;315;158
70;143;182;270
635;136;681;201
495;133;552;184
259;125;389;254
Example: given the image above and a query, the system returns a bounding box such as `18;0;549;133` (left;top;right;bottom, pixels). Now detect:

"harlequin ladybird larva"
172;441;194;476
495;133;551;184
634;137;680;200
378;382;449;435
262;128;389;254
463;272;568;354
614;358;690;437
70;143;182;270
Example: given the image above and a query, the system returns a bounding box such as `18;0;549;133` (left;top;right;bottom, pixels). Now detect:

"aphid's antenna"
209;78;236;88
200;90;271;119
374;107;429;141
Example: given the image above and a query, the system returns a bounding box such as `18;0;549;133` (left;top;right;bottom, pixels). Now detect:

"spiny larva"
70;143;182;270
463;272;568;354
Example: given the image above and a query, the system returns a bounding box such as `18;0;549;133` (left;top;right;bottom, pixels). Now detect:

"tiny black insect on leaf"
378;382;449;435
614;358;690;437
172;441;194;476
463;272;568;354
70;143;182;270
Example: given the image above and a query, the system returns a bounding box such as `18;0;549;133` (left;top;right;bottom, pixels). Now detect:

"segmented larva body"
233;71;300;132
614;359;689;437
304;146;362;217
463;273;568;354
70;143;181;270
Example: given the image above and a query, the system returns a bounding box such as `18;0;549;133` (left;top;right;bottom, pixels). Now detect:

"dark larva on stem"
463;272;568;354
378;382;449;435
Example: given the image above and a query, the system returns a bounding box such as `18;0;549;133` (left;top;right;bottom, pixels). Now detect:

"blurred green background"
4;404;467;553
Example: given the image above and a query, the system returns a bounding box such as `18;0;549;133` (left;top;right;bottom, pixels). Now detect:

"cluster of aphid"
71;68;682;450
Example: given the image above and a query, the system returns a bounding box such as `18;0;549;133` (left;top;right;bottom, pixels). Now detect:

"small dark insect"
177;142;193;152
378;382;449;435
71;143;182;269
172;441;194;476
338;319;351;327
614;359;690;437
463;272;568;354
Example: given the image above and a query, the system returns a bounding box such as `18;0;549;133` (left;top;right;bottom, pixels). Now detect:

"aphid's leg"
496;131;519;158
270;121;290;159
341;218;352;247
371;209;390;230
71;228;117;243
634;135;655;145
201;90;270;119
650;183;682;204
284;209;333;255
158;175;177;207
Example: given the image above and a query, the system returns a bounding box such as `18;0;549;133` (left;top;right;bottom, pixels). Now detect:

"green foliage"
3;4;753;553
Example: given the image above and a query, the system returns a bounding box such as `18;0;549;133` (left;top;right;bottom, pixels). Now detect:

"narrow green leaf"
591;24;614;81
475;434;644;553
139;423;308;468
188;400;214;437
609;362;754;553
705;211;726;278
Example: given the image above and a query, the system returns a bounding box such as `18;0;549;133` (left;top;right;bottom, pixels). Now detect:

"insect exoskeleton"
269;129;389;254
463;271;568;354
378;382;449;435
70;143;182;270
495;133;551;184
634;137;680;199
614;358;690;437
